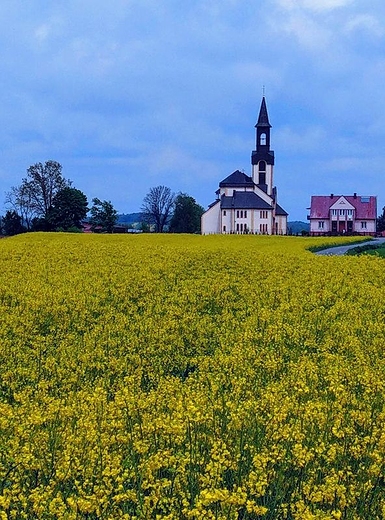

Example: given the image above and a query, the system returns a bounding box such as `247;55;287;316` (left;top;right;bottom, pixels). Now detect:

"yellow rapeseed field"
0;232;384;519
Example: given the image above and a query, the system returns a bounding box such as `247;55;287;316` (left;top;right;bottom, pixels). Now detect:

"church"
201;97;288;235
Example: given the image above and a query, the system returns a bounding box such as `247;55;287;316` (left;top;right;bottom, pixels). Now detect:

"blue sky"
1;0;385;221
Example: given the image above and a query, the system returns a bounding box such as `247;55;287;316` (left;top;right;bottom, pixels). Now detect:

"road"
315;238;385;256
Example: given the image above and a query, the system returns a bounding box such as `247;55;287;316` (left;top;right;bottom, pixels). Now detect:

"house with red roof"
201;97;288;235
308;194;377;236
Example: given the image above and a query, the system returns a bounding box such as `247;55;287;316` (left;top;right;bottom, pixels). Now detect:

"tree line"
1;160;204;236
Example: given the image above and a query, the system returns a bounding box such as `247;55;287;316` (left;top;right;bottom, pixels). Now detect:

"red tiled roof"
309;195;377;220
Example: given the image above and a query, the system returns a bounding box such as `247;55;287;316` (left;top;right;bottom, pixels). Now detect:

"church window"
223;210;226;216
240;210;243;218
223;225;226;232
260;133;266;145
240;223;243;232
259;161;266;185
244;210;247;218
236;210;239;218
236;223;239;232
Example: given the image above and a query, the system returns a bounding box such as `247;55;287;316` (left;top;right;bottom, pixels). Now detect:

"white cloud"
280;12;332;50
344;14;384;37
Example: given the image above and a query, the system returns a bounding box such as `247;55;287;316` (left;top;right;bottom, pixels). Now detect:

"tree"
2;210;26;236
89;198;118;233
47;188;88;231
5;184;35;230
6;161;71;223
141;186;175;233
169;193;204;233
377;207;385;233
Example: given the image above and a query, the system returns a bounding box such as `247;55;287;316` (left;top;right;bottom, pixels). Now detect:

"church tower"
251;97;275;196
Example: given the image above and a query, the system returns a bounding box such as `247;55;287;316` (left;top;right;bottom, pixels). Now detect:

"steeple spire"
255;97;271;128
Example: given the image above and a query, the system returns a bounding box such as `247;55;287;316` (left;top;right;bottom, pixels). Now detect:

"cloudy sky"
1;0;385;221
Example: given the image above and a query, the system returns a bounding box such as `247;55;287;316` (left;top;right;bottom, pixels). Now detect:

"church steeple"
255;96;271;150
251;96;275;195
256;96;271;128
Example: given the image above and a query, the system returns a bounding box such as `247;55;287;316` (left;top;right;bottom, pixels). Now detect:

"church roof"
219;170;254;188
309;195;377;220
275;203;288;216
255;97;271;128
221;191;273;210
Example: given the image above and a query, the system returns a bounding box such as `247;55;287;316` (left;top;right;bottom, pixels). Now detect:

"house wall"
354;220;376;234
310;219;330;234
310;218;376;235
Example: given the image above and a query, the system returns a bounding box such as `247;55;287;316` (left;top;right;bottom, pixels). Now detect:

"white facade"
201;97;288;235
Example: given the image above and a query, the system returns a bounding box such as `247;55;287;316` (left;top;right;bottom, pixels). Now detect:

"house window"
347;209;353;216
332;209;337;216
223;210;226;216
318;221;324;229
361;221;367;229
339;209;345;216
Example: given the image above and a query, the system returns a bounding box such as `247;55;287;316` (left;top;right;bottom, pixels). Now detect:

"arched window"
260;133;266;145
259;161;266;185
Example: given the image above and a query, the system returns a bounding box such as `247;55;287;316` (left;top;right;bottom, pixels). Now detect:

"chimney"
353;193;357;199
330;193;334;198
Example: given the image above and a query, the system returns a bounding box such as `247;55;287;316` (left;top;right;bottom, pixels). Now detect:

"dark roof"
255;97;271;128
221;191;273;210
275;203;288;216
219;170;254;188
207;199;220;209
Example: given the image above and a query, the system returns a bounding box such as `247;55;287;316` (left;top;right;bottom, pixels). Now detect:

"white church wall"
275;215;288;235
201;202;221;234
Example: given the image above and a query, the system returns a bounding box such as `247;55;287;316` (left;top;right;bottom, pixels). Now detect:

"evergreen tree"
2;210;26;236
169;193;204;233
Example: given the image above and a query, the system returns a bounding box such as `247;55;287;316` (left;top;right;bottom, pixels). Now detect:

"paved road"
315;238;385;256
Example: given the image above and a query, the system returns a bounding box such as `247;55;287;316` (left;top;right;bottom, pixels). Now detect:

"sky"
1;0;385;221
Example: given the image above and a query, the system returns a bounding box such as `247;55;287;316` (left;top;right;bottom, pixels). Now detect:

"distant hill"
117;213;143;224
287;221;310;235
